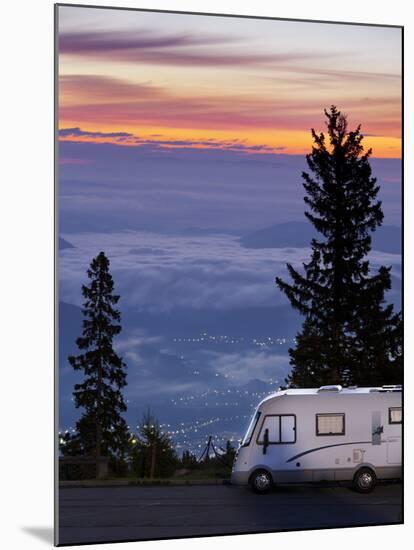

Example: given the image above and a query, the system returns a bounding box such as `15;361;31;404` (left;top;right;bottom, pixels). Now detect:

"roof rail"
370;385;402;393
317;385;342;393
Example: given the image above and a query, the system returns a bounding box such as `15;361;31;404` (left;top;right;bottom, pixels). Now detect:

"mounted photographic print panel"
55;3;403;546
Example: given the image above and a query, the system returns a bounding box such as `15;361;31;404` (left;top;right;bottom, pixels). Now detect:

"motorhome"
231;385;402;493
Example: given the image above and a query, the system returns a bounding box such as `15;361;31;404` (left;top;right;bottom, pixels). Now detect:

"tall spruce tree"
68;251;129;460
276;106;402;387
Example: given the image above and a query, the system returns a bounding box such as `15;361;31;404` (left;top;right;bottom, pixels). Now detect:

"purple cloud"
59;29;331;67
59;127;134;139
59;125;280;154
60;74;162;101
59;30;236;54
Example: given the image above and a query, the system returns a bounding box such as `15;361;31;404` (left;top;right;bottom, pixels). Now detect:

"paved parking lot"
58;483;402;545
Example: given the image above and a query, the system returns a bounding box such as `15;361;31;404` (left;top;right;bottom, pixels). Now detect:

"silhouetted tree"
68;252;129;462
59;430;81;456
221;440;236;468
276;106;402;387
129;410;178;478
180;450;198;470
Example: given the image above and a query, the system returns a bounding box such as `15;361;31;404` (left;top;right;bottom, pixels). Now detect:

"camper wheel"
249;469;273;494
353;467;377;493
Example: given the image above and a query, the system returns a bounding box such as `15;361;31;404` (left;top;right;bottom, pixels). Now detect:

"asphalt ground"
58;482;402;545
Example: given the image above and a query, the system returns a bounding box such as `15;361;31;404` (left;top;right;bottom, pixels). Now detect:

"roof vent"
318;385;342;393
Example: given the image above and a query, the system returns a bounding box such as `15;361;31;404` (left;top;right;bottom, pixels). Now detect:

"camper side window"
389;407;402;424
257;415;296;444
316;413;345;436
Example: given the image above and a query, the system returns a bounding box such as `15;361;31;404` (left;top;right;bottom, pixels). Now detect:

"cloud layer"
59;231;401;313
59;29;328;68
59;73;401;136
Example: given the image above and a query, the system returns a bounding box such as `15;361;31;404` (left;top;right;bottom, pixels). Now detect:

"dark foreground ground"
58;482;402;545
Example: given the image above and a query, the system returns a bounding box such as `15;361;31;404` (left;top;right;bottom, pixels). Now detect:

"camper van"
231;385;402;493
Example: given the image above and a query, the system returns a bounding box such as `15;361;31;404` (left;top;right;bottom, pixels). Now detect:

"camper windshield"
241;411;261;446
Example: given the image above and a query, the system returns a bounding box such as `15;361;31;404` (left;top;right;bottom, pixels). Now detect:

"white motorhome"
231;385;402;493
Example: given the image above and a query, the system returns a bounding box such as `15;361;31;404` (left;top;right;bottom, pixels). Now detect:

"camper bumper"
231;470;250;485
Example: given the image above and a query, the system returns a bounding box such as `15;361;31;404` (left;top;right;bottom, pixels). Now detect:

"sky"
58;6;402;158
57;6;402;452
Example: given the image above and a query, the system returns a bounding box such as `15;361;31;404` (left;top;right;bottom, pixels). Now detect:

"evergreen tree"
350;275;402;385
276;106;402;387
59;430;82;456
180;450;198;470
221;440;236;469
68;251;129;460
129;410;178;478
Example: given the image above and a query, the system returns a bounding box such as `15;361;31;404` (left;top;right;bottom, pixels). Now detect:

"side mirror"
263;428;269;455
373;425;384;436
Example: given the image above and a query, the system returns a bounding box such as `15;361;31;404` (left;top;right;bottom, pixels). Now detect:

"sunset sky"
58;6;402;158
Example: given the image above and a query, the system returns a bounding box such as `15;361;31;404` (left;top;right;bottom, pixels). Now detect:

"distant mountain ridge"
59;237;75;250
240;221;401;254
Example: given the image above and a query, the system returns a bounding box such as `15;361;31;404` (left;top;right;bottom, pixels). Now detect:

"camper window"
316;413;345;436
257;415;296;444
241;411;261;446
388;407;402;424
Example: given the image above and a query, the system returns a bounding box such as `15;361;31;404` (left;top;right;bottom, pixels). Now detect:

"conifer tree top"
276;106;401;387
